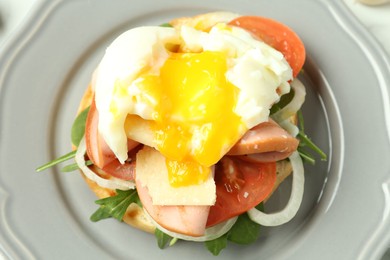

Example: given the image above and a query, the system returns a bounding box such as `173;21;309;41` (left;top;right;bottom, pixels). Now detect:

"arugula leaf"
159;23;172;27
227;213;261;245
297;110;327;164
203;203;264;255
298;131;327;160
255;202;264;211
270;88;295;115
36;150;77;172
270;89;327;165
154;228;178;249
71;106;90;147
298;109;305;131
205;233;228;256
36;106;91;173
61;160;93;172
297;149;315;165
90;189;140;222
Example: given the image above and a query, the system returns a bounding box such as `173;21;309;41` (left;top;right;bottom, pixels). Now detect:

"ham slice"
228;119;298;161
85;97;297;234
239;151;294;163
134;146;212;236
85;99;139;169
86;96;297;168
136;180;210;237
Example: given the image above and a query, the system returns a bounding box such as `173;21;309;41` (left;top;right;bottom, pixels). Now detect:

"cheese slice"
124;116;155;147
136;146;216;205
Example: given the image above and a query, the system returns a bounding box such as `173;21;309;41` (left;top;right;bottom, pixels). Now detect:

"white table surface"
0;0;389;259
0;0;390;55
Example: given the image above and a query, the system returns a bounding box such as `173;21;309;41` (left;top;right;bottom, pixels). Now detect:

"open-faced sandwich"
37;12;326;255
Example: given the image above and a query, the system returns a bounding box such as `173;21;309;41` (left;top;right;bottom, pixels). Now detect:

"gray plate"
1;0;390;259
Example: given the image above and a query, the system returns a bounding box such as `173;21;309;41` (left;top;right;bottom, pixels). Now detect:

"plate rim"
0;0;390;259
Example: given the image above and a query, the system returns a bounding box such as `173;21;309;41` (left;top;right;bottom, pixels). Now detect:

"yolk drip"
133;51;245;187
165;159;211;187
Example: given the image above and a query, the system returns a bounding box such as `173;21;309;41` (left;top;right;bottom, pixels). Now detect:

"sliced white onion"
272;78;306;123
279;119;299;137
144;209;238;242
75;136;135;190
247;151;304;226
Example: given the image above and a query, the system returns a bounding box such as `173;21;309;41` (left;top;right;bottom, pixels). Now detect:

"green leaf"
298;150;316;165
36;150;77;172
204;204;264;255
71;106;90;147
255;202;264;211
297;109;305;132
159;23;172;27
270;88;295;115
90;206;112;221
61;160;93;172
227;213;261;245
90;189;140;222
298;131;327;161
296;110;327;164
204;233;228;256
155;228;177;249
36;105;90;173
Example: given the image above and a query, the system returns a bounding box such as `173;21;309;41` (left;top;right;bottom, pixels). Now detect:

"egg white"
94;14;293;164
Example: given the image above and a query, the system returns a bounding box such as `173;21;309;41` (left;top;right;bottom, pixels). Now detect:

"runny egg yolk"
129;51;246;187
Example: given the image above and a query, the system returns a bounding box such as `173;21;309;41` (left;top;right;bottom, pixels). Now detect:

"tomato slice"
206;156;276;227
229;16;306;77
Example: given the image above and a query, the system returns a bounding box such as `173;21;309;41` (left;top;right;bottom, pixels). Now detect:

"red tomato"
229;16;306;78
206;156;276;227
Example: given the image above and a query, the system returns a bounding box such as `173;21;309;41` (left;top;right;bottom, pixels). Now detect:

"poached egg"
93;15;293;189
